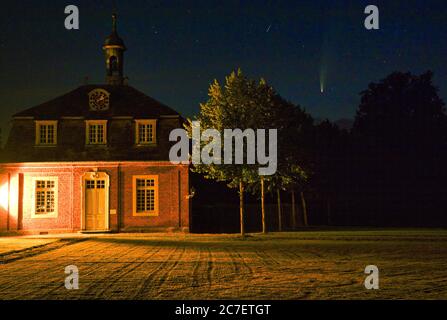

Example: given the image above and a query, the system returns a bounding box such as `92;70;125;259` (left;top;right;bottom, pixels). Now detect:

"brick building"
0;14;190;234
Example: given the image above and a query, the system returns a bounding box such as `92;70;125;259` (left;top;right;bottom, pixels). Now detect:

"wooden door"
85;179;107;231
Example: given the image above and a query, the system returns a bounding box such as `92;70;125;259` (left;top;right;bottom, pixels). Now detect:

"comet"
320;65;326;94
320;35;329;94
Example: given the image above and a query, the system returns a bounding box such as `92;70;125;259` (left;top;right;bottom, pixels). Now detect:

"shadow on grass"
88;229;447;251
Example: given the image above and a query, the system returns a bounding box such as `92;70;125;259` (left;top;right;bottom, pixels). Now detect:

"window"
86;180;106;190
35;121;57;145
109;56;118;75
135;120;157;145
132;176;158;216
32;177;58;218
86;120;107;145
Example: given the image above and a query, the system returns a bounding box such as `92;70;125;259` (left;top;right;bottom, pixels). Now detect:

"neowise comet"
320;65;326;94
320;35;330;94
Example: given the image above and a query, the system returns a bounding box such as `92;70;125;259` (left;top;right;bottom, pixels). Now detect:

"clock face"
88;89;110;111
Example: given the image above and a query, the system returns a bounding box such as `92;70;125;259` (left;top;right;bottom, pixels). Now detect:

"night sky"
1;0;446;139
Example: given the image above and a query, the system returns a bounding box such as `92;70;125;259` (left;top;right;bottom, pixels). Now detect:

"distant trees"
311;120;349;225
247;100;312;232
351;71;447;225
272;103;313;230
191;69;447;232
282;70;447;227
353;71;446;150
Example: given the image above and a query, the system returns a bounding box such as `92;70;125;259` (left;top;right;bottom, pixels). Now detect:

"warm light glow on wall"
0;183;8;210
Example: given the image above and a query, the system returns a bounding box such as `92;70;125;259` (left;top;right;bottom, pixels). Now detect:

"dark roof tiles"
13;85;180;119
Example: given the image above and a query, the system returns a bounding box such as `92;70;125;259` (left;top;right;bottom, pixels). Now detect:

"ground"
0;229;446;300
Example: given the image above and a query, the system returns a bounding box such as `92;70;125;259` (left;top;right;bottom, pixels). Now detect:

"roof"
13;85;180;119
103;13;126;49
104;31;126;48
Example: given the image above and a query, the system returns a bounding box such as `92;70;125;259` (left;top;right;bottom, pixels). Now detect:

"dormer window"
135;120;157;145
86;120;107;145
35;121;57;146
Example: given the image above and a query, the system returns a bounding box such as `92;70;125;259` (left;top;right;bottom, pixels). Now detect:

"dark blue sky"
1;0;446;137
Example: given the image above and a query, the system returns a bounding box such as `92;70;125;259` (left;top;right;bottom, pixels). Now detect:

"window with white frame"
36;121;57;145
86;120;107;145
135;120;156;145
133;176;158;216
33;178;58;218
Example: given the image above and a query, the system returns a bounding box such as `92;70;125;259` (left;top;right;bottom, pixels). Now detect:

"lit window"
33;177;58;218
86;120;107;145
133;176;158;216
135;120;156;145
36;121;57;145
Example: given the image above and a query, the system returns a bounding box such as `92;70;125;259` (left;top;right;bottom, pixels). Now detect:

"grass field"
0;230;447;300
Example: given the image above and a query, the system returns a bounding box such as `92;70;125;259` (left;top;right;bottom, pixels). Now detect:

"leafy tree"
186;69;280;237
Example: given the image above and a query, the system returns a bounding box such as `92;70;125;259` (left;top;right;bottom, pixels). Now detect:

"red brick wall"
119;164;190;230
0;173;9;231
0;162;189;233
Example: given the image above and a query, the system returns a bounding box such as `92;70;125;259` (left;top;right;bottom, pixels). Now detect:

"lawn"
0;230;446;300
0;237;59;255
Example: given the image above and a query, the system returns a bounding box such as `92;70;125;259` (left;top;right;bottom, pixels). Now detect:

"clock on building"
88;89;110;111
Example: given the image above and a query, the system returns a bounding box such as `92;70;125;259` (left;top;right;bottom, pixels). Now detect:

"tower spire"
103;12;126;85
112;13;117;33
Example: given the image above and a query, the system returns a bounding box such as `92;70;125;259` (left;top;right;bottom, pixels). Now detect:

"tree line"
188;69;447;236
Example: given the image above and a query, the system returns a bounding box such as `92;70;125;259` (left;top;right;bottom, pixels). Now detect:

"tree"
353;71;446;149
186;69;280;237
248;101;313;231
352;71;447;225
278;104;314;229
312;119;348;225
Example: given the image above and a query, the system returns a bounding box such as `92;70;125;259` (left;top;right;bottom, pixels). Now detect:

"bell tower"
103;13;126;85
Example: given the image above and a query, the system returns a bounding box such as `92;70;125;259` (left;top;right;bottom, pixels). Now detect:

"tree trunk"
239;181;245;238
261;177;266;234
277;189;282;232
291;190;297;230
301;191;308;227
